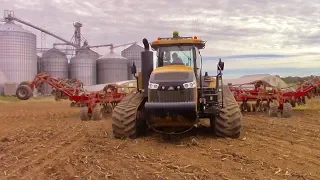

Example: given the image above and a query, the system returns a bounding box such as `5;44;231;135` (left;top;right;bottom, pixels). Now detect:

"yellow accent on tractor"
111;31;243;139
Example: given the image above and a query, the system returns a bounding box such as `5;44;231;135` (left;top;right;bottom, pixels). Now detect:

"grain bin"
37;55;42;74
121;44;144;80
0;71;9;96
0;21;37;84
41;48;68;94
97;52;128;84
70;48;99;86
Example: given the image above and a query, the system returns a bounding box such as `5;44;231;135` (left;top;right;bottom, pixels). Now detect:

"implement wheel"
213;85;242;138
16;85;33;100
80;107;90;121
290;99;296;108
282;102;293;118
268;102;278;117
92;105;103;120
70;102;76;107
246;102;252;112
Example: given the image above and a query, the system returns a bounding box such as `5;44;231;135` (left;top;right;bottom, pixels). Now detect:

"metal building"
41;48;68;94
97;52;128;84
70;48;99;86
121;44;144;80
0;21;37;84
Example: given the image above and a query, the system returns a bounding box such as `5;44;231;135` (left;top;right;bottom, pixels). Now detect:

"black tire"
16;85;33;100
80;107;90;121
246;103;251;112
307;92;312;99
296;98;302;106
263;103;269;112
92;105;103;120
112;92;146;139
282;102;292;118
70;102;75;107
290;99;296;108
214;85;242;138
239;103;244;112
268;102;278;117
302;96;306;104
252;103;256;112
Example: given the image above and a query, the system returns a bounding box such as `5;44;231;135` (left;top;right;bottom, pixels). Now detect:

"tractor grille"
149;89;195;102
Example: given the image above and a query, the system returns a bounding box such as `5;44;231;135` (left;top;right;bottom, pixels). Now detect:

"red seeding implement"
227;74;320;118
15;72;131;120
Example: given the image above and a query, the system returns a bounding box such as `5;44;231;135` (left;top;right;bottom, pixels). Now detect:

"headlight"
183;80;197;89
148;82;159;89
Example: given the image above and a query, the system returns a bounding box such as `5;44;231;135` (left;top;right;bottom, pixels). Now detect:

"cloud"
1;0;320;78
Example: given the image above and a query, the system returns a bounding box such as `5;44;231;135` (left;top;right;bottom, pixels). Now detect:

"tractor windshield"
156;45;194;68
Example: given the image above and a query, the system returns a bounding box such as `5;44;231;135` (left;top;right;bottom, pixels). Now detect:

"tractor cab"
151;31;205;78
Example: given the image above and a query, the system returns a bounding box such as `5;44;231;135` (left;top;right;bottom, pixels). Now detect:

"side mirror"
131;61;137;75
218;58;224;71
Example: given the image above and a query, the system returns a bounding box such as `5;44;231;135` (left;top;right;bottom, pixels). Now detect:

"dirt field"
0;97;320;180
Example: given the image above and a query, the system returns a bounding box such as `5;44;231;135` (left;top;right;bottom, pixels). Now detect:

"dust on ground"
0;96;320;180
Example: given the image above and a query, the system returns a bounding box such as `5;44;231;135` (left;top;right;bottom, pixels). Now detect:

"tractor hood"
149;65;195;84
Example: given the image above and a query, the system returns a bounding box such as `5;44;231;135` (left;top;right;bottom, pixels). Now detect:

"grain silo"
0;21;37;84
0;71;9;96
41;48;68;94
97;52;128;84
70;48;99;86
37;55;42;74
121;44;144;80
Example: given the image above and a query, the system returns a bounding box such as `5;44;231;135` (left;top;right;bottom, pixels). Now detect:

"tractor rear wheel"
282;102;292;118
92;105;103;120
111;91;146;139
16;85;33;100
80;107;90;121
268;102;278;117
213;85;242;138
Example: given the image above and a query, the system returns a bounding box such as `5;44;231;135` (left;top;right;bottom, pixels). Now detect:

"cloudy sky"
1;0;320;78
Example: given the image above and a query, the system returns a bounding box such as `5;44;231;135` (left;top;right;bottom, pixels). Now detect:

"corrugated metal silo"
70;48;99;86
68;62;71;79
41;48;68;94
97;52;128;84
0;21;37;84
0;71;9;96
121;44;144;80
37;55;42;74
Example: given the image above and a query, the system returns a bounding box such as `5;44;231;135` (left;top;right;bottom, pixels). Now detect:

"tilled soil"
0;97;320;180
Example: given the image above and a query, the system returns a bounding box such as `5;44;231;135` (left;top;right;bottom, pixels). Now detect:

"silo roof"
0;21;32;33
98;51;127;60
122;43;144;52
42;48;66;57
